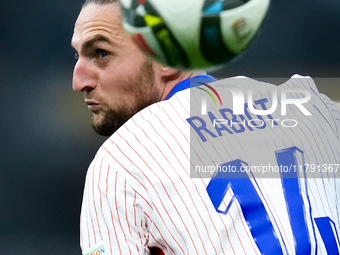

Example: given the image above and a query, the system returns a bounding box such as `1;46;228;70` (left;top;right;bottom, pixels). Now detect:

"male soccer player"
72;0;340;254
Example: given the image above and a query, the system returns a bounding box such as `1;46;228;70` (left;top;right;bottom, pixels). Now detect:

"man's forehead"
72;3;122;46
75;3;120;28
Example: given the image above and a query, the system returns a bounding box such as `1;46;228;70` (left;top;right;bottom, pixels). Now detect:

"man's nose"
72;58;96;92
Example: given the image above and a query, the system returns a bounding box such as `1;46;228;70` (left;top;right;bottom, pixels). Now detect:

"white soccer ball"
120;0;270;70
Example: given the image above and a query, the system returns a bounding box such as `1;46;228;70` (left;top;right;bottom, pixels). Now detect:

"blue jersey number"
206;146;339;254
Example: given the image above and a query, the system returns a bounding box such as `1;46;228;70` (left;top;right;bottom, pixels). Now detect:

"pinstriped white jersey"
80;75;340;255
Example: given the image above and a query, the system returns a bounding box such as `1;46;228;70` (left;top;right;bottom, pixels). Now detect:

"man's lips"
85;99;100;111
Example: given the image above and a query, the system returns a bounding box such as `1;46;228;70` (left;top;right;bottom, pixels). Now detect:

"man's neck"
160;71;206;100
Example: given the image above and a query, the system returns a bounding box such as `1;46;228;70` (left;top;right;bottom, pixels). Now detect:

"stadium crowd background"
1;0;339;253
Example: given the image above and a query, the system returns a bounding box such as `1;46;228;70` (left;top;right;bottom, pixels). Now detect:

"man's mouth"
85;99;100;111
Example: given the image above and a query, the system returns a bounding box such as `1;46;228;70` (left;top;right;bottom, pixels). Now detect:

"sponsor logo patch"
83;242;105;255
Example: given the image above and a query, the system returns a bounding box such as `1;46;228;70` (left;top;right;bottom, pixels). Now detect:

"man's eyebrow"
82;35;111;51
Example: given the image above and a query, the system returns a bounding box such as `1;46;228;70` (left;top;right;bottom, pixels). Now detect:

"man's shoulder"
92;90;192;190
97;88;191;166
122;87;191;136
135;88;191;124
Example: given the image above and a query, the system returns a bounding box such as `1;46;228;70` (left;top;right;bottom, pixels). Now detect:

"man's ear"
157;65;184;100
160;66;181;82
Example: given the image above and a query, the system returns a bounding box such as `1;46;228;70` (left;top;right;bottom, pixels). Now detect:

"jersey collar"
165;75;217;100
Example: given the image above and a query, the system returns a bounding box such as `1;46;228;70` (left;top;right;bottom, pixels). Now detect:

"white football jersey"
80;75;340;255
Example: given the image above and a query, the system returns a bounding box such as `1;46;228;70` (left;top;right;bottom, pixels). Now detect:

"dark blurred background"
1;0;339;254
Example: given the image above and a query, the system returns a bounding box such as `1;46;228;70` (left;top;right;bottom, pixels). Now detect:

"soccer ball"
119;0;270;70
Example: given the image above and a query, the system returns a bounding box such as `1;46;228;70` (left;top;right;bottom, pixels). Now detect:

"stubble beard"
91;58;158;136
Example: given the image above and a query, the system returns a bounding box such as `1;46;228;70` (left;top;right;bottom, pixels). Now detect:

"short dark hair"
83;0;117;8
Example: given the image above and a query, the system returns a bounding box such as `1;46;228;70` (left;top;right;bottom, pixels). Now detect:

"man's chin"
91;119;116;136
91;115;112;136
91;111;128;137
91;123;114;136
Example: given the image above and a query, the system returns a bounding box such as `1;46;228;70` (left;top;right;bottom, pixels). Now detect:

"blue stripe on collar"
165;75;217;100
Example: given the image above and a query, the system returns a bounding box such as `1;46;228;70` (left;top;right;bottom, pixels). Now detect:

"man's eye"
97;50;109;59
